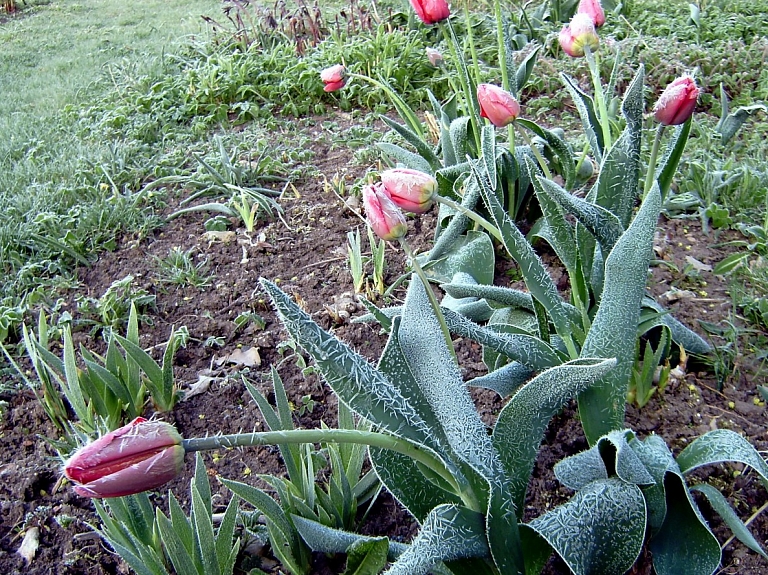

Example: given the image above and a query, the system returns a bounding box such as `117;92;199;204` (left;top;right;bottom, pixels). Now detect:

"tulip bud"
409;0;450;25
362;183;408;241
577;0;605;28
64;417;185;498
477;84;521;128
653;75;699;126
380;168;437;214
426;47;444;67
559;13;600;57
321;64;346;92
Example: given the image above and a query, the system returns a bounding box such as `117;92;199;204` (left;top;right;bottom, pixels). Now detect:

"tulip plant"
60;1;768;575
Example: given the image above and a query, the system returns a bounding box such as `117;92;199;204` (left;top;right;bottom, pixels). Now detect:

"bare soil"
0;111;766;575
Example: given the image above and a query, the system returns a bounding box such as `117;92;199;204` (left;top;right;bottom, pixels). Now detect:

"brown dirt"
0;111;766;574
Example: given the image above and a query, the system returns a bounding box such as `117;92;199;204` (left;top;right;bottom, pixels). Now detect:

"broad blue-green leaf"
449;116;472;161
561;73;604;163
517;120;576;190
468;361;532;397
649;472;721;575
493;358;617;516
441;283;534;311
370;446;461;522
442;308;562;370
380;115;441;171
385;505;489;575
592;66;645;227
535;176;624;254
399;277;502;482
578;185;660;445
628;434;675;532
481;125;497;189
292;515;407;560
526;478;646;575
691;483;768;560
475;161;577;336
555;430;654;491
423;230;495;285
429;178;479;260
515;46;540;97
260;279;432;446
676;429;768;482
377;143;433;175
642;297;712;353
344;537;390;575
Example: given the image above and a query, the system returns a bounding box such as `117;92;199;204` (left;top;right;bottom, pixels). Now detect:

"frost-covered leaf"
578;185;660;445
292;515;407;560
260;279;432;446
384;505;489;575
555;430;654;491
534;175;624;255
370;446;461;522
493;358;617;515
467;361;532;397
517;120;576;189
441;283;534;311
649;472;721;575
377;143;433;174
428;180;480;261
442;308;562;371
441;273;494;323
399;277;503;483
676;429;768;482
422;230;495;285
561;73;604;163
691;483;768;560
642;297;712;354
526;478;646;575
475;161;577;337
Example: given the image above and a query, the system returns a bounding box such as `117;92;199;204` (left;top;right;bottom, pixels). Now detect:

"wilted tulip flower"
426;47;444;67
409;0;450;25
64;417;185;498
321;64;346;92
653;75;699;126
380;168;437;214
362;183;408;241
477;84;521;128
559;13;600;57
577;0;605;28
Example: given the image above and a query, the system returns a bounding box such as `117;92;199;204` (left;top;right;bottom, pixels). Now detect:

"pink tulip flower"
409;0;450;25
559;13;600;57
380;168;437;214
653;75;699;126
64;417;185;498
477;84;521;128
321;64;347;92
362;183;408;241
577;0;606;28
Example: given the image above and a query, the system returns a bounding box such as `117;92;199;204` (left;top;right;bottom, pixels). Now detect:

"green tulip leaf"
468;361;532;397
422;229;495;285
441;282;534;311
676;429;768;482
561;73;604;163
641;297;712;354
380;115;441;171
655;118;692;201
517;120;576;190
343;537;390;575
526;478;646;575
578;184;660;445
377;142;433;175
292;514;407;561
493;358;617;515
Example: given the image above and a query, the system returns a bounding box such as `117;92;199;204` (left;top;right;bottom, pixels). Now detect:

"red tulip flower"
577;0;606;28
64;417;185;498
321;64;347;92
409;0;450;25
380;168;437;214
362;183;408;241
653;75;699;126
477;84;521;128
559;13;600;57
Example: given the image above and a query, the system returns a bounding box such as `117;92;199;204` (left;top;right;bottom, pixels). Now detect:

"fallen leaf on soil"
216;346;261;368
685;256;712;272
182;370;224;401
203;230;236;245
17;526;39;564
660;287;698;303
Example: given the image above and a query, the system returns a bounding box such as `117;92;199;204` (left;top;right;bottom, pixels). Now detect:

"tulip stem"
515;124;553;181
585;46;612;152
399;239;458;364
182;429;467;506
643;124;666;196
435;195;502;242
